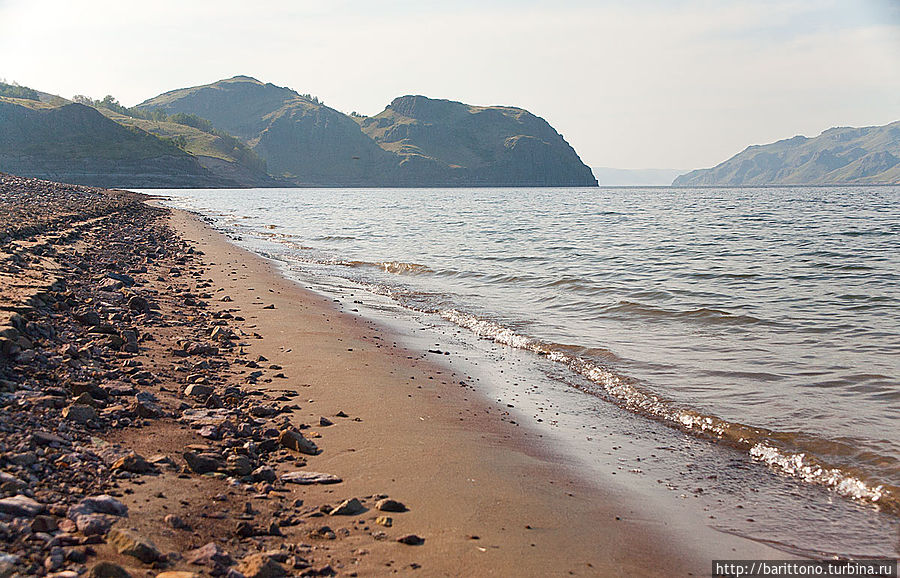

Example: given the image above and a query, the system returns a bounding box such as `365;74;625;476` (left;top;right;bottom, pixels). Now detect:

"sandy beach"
0;175;788;577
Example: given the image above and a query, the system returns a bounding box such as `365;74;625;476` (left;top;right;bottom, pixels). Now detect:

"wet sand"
0;174;787;577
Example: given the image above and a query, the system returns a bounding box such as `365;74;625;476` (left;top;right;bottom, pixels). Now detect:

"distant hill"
0;97;228;188
591;167;684;186
139;76;597;187
674;122;900;186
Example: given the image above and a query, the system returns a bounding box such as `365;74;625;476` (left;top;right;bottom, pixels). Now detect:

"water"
156;186;900;556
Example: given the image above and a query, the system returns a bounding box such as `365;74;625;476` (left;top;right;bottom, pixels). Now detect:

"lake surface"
157;186;900;556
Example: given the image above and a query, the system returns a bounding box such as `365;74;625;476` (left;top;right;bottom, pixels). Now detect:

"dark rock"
397;534;425;545
0;495;43;518
185;541;234;567
88;561;133;577
183;451;224;474
278;429;318;455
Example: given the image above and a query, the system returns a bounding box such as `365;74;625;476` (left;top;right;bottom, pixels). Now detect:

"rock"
112;451;154;474
375;498;407;512
164;514;189;530
72;391;100;407
280;471;342;485
31;515;58;533
278;429;318;455
235;521;260;538
32;430;67;446
375;516;392;527
68;495;128;519
127;295;149;313
107;527;161;563
306;526;336;540
237;553;287;578
251;465;277;483
76;513;113;536
156;572;200;578
62;404;97;424
184;384;213;398
87;561;132;577
183;451;224;474
329;498;364;516
0;472;27;493
0;495;43;518
225;454;253;477
185;542;233;567
397;534;425;545
318;417;333;427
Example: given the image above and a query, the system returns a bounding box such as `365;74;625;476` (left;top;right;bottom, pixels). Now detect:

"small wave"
602;300;770;326
437;308;897;514
343;260;433;275
313;235;357;241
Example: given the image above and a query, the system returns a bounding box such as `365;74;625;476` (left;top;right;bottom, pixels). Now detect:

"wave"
438;308;898;514
601;300;773;326
343;260;433;275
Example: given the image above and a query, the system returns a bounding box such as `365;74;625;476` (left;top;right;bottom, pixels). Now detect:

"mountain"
139;76;597;187
360;95;596;186
591;167;684;186
674;122;900;186
0;96;228;188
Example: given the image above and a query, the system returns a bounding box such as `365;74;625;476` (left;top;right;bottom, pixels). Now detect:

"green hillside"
674;122;900;186
139;76;597;187
0;97;227;187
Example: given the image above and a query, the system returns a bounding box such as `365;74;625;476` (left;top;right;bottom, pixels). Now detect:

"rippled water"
158;186;900;552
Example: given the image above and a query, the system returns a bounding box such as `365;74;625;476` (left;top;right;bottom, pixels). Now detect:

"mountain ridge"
674;121;900;186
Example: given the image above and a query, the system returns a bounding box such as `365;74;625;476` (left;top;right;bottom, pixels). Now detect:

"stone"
87;561;132;577
375;516;392;527
0;472;27;493
184;383;213;398
164;514;189;530
319;417;333;427
397;534;425;545
329;498;364;516
112;451;154;474
32;430;67;446
0;495;43;518
185;542;233;567
183;451;224;474
30;515;58;533
76;513;112;536
278;429;318;455
280;471;342;485
127;295;149;313
306;526;336;540
68;495;128;519
156;573;200;578
375;498;407;512
251;465;277;483
237;553;287;578
62;404;97;424
72;392;100;407
225;454;253;477
107;527;161;563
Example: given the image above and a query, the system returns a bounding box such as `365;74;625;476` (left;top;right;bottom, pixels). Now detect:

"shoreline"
0;173;789;577
164;206;793;573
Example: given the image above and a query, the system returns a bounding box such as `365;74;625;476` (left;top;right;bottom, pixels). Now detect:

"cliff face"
361;95;597;186
0;99;229;187
674;121;900;186
139;78;598;187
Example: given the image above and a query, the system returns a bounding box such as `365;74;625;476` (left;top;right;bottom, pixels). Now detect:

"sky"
1;0;898;170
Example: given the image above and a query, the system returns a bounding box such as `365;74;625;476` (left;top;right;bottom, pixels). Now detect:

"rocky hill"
139;76;597;187
0;97;229;188
674;121;900;186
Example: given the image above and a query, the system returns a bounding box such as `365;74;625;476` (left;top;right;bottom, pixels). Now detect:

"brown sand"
164;208;789;576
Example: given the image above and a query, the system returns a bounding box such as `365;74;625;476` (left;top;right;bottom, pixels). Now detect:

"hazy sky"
1;0;898;170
